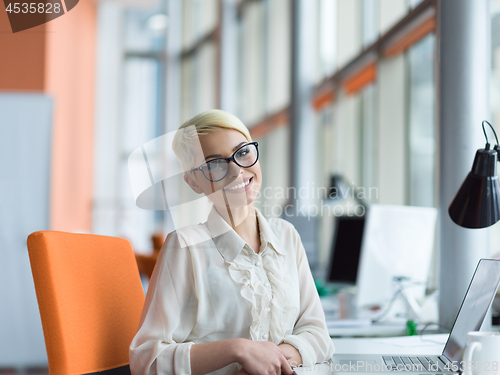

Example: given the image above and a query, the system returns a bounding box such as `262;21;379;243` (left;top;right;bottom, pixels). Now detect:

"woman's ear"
184;172;204;194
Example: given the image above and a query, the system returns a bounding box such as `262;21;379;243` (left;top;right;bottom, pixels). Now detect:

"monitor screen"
327;215;365;285
355;204;437;307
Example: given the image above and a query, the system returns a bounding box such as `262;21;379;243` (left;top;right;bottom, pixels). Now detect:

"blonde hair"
172;109;252;172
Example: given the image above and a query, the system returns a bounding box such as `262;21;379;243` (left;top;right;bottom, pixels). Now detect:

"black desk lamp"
449;121;500;228
328;174;367;208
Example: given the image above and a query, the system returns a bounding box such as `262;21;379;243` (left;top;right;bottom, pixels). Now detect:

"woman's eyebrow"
204;142;247;160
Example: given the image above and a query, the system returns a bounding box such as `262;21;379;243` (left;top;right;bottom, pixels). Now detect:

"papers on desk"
326;318;373;328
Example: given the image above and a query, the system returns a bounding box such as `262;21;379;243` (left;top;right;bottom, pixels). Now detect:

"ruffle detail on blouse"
261;250;297;343
226;249;297;344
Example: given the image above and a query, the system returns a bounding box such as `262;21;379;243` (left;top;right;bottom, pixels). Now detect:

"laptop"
330;259;500;373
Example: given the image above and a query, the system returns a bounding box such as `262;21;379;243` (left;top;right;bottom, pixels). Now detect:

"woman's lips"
224;176;253;193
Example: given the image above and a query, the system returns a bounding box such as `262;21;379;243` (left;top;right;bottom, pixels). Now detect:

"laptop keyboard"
382;356;447;372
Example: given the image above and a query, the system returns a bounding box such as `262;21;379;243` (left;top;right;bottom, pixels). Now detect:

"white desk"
327;321;412;338
322;296;440;338
294;334;448;375
331;333;448;354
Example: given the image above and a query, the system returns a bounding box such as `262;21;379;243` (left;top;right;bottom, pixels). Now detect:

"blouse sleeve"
130;231;197;375
280;226;335;367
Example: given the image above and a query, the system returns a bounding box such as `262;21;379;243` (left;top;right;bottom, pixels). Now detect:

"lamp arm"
482;120;499;149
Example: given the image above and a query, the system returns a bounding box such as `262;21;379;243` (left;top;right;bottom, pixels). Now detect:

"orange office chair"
27;231;146;375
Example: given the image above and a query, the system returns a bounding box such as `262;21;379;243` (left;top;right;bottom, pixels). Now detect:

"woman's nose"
228;162;241;176
220;162;241;187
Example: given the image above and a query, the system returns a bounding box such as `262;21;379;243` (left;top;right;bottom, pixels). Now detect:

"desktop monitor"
326;215;366;286
355;204;438;308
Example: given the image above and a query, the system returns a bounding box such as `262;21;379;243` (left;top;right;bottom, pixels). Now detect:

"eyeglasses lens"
203;159;228;182
202;143;258;182
234;144;258;167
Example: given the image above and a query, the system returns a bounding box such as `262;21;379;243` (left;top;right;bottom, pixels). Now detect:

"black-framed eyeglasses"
190;142;259;182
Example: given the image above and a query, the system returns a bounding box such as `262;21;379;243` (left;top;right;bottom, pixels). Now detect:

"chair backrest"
27;231;145;375
135;253;159;279
150;232;165;253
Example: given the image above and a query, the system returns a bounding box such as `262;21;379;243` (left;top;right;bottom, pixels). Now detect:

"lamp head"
449;146;500;229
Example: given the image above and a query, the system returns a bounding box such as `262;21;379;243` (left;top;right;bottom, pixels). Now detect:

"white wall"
0;94;53;367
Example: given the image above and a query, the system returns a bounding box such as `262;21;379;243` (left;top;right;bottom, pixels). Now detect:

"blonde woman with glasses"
130;109;334;375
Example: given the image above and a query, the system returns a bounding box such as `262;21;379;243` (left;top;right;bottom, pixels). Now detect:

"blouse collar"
205;205;286;262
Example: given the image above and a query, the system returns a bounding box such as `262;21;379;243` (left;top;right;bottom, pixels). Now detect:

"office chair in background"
135;232;165;279
27;231;145;375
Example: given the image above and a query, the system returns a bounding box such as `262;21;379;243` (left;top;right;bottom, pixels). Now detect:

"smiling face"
184;129;262;210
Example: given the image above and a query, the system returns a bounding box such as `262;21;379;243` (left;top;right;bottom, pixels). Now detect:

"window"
238;1;265;124
407;34;436;207
316;0;337;82
93;0;167;250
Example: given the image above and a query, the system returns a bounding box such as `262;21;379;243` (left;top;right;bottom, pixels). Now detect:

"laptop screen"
443;259;500;361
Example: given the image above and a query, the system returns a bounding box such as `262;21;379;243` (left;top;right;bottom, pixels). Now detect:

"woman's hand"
234;339;295;375
235;369;251;375
278;343;302;368
235;369;297;375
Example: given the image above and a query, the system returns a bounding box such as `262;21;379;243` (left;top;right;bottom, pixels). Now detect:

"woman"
130;109;334;375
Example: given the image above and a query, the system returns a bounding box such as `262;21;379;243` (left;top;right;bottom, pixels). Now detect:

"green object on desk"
314;279;339;296
315;280;329;296
406;319;417;336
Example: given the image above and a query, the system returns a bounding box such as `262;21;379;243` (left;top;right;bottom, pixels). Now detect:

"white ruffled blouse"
129;207;335;375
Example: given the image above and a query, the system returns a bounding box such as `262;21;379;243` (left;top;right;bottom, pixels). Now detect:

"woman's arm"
130;231;297;375
279;224;335;366
130;232;198;375
189;339;240;375
191;338;294;375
